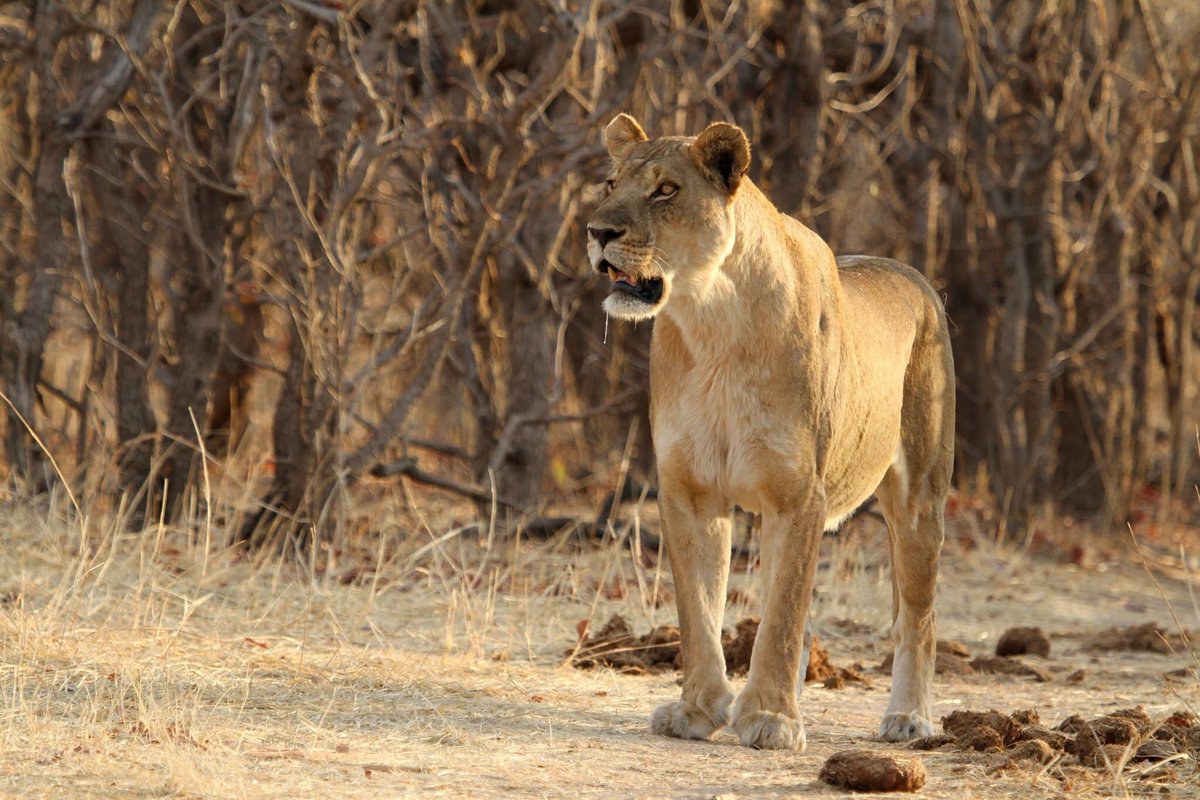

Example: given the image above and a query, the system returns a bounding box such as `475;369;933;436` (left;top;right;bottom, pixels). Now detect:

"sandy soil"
1;499;1197;799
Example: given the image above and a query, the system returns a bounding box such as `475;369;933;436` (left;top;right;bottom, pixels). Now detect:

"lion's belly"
820;389;906;524
653;366;904;524
821;440;900;529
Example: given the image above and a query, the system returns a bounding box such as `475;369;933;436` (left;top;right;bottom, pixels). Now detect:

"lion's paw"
879;711;935;741
650;699;728;741
733;710;806;751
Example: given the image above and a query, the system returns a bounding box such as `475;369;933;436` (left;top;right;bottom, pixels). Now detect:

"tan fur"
587;115;955;750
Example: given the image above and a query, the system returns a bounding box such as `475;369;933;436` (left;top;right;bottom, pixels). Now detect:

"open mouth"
601;260;664;305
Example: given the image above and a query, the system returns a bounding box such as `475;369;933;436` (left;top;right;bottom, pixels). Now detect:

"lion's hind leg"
875;301;954;742
875;462;944;741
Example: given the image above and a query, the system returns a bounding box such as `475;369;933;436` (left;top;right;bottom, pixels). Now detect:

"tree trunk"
159;3;244;517
1;1;68;489
82;129;159;517
489;257;552;516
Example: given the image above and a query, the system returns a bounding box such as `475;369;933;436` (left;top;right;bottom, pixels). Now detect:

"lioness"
587;115;955;751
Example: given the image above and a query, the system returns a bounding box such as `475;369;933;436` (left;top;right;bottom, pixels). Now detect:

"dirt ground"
1;497;1198;799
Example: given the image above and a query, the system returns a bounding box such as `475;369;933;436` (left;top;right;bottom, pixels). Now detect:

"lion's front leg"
650;489;734;741
732;501;824;751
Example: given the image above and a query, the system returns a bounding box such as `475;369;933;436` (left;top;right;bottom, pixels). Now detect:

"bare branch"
58;0;161;134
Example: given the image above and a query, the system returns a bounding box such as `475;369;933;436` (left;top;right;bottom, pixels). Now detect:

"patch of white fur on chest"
653;359;778;497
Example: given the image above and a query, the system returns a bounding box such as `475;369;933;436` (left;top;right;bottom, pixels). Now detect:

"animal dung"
819;749;927;792
994;626;1051;657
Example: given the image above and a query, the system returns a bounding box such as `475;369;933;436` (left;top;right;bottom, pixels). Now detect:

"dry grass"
1;489;1198;799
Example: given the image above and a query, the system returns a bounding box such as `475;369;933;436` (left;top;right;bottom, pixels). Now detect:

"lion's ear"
692;122;750;195
605;114;648;160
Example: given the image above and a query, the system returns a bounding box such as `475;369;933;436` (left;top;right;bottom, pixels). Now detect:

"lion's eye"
603;179;616;195
652;182;678;200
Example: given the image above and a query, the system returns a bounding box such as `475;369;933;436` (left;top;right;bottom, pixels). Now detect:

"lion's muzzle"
588;222;667;317
607;267;665;305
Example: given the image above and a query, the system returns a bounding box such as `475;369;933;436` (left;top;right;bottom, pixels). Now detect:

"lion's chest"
651;357;791;509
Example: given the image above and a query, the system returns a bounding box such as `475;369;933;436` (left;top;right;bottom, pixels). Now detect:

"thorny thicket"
0;0;1196;548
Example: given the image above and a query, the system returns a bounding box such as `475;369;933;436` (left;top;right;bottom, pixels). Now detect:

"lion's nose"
587;226;625;247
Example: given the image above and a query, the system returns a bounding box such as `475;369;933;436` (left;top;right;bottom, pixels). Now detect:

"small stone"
819;749;926;792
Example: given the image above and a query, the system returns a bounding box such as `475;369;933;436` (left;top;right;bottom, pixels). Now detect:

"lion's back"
836;255;949;334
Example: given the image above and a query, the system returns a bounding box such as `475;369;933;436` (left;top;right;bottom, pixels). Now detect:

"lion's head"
587;114;751;320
